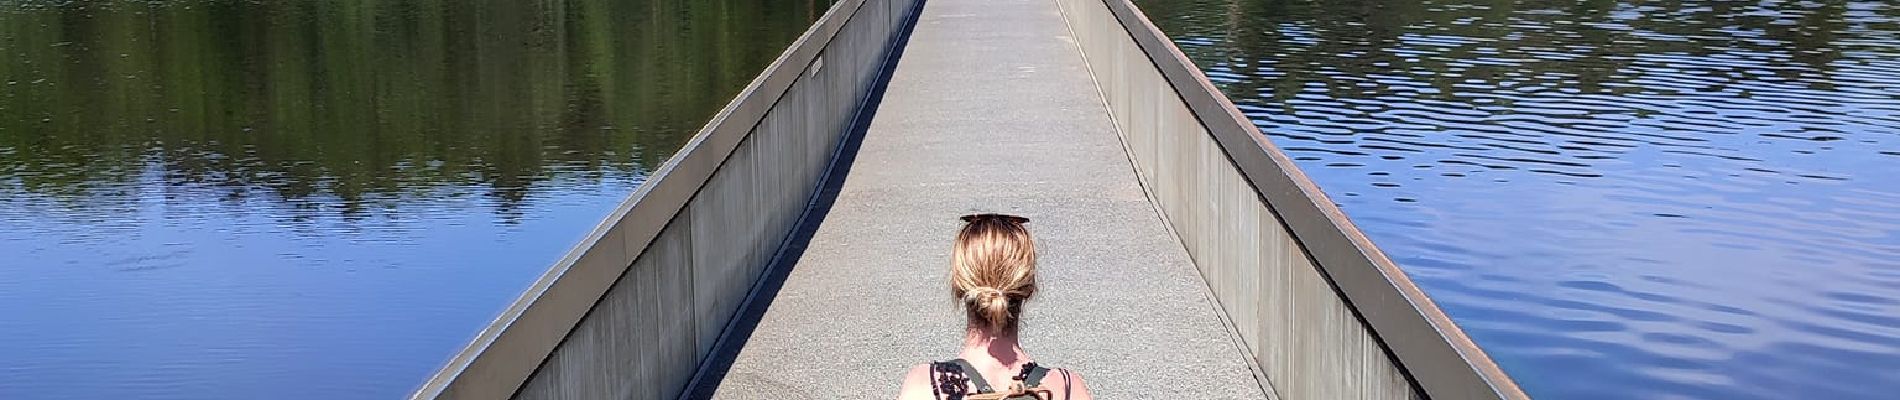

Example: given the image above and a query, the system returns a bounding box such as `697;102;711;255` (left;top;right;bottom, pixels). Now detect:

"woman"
896;213;1094;400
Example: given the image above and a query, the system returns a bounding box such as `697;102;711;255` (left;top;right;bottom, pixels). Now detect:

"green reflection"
0;0;827;214
1135;0;1857;105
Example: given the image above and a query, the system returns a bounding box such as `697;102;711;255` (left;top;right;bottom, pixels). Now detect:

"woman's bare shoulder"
896;363;936;400
1054;368;1094;400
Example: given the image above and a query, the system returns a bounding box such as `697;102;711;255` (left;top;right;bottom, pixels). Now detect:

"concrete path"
699;0;1269;398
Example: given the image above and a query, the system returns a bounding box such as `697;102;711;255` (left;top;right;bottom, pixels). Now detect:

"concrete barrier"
1053;0;1529;399
409;0;922;398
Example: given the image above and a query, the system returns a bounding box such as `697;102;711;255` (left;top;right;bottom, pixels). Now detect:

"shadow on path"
680;2;926;397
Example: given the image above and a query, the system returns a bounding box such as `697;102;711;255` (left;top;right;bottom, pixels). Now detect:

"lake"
0;0;826;397
1134;0;1900;398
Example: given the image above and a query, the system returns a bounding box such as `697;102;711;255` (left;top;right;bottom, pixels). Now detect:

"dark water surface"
0;0;825;397
1135;0;1900;398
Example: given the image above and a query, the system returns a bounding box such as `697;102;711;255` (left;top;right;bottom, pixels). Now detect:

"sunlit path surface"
697;0;1268;398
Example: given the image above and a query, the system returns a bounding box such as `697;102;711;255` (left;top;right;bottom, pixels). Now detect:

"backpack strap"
946;359;994;393
940;359;1059;399
1015;363;1051;388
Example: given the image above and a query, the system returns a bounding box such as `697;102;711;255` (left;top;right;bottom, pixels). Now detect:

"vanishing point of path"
698;0;1271;397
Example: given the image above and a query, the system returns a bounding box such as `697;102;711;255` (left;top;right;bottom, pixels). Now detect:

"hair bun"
963;286;1014;330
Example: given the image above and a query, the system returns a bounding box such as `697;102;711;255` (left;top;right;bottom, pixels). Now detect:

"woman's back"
893;214;1093;400
897;356;1090;400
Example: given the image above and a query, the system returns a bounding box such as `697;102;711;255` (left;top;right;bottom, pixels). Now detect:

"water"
1133;0;1900;398
0;0;826;397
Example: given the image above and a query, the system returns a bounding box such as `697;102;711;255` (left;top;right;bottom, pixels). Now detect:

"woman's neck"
959;328;1029;367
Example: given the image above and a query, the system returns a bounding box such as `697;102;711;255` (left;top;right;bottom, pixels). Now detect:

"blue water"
1135;0;1900;398
0;0;824;397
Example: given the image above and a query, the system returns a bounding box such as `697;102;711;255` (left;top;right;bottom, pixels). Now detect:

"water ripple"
1139;0;1900;398
0;0;825;398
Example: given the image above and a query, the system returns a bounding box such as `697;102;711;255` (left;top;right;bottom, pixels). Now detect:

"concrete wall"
1053;0;1527;399
410;0;922;399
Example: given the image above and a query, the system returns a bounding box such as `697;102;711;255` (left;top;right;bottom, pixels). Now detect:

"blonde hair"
950;213;1038;333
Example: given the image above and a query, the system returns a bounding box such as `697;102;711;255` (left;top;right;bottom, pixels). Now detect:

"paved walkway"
701;0;1268;398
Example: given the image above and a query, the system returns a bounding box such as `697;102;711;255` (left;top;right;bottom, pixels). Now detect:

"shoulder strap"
947;359;994;393
932;361;974;399
1060;369;1072;400
931;361;944;399
1017;364;1051;388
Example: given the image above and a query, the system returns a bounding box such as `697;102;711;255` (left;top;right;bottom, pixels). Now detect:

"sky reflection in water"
1135;0;1900;398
